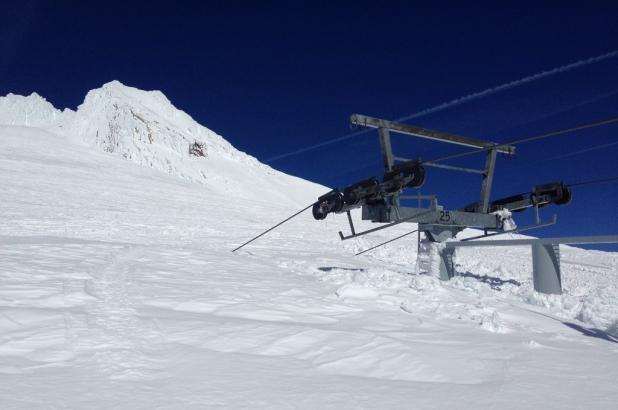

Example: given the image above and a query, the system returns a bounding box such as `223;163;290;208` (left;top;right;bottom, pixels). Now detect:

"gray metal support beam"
445;235;618;247
378;126;398;208
442;235;618;295
439;247;456;281
363;205;501;228
394;156;485;174
378;127;395;172
531;243;562;295
479;148;497;213
351;113;516;155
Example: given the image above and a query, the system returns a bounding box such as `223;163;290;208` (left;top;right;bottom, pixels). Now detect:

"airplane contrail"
398;49;618;122
265;49;618;163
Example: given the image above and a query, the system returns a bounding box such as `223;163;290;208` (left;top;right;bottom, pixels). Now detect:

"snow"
0;92;62;127
492;208;517;230
2;81;321;207
0;82;617;409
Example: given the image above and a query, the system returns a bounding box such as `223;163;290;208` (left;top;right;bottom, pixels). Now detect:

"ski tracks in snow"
79;245;163;380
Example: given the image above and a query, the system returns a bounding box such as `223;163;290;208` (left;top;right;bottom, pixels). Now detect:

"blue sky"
2;1;618;248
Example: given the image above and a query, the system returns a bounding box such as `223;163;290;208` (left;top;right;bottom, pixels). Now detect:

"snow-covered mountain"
0;91;63;127
0;83;617;409
0;81;323;207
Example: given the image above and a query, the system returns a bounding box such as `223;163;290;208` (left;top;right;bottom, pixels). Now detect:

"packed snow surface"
0;83;617;409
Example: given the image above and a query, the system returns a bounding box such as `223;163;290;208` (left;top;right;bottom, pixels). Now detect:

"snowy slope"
0;85;617;409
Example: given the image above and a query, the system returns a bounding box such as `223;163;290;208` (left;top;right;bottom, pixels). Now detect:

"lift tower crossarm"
350;114;516;155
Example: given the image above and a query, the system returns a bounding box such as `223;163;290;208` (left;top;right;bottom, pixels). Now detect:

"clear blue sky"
2;1;618;249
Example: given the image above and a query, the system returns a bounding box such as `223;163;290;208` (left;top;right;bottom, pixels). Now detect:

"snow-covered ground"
1;83;617;409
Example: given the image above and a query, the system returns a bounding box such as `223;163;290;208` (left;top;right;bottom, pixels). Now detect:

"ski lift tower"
312;114;585;293
235;113;618;296
324;114;618;295
333;114;532;246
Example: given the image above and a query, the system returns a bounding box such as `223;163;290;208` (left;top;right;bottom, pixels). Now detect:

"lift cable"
265;50;618;163
568;176;618;188
355;230;419;256
354;175;618;256
527;139;618;164
233;173;618;254
235;117;618;253
425;116;618;165
231;202;316;252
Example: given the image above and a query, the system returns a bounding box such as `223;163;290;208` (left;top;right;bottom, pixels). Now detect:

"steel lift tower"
234;113;618;295
310;114;618;294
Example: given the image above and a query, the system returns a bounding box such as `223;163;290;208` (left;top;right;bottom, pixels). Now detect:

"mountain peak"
91;80;169;103
82;81;174;116
0;82;321;205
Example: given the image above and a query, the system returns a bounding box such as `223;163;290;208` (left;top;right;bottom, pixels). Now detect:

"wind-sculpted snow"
0;89;617;408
